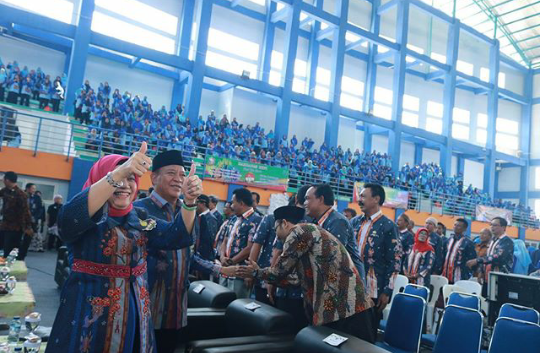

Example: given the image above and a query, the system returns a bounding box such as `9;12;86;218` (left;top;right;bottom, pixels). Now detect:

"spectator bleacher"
1;62;537;227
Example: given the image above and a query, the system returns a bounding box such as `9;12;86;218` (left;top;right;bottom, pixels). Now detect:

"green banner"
204;155;289;191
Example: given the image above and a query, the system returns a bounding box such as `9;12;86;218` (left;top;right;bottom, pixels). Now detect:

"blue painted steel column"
440;20;460;175
259;1;277;83
63;0;95;115
306;0;323;96
520;69;533;206
362;0;382;154
274;0;301;148
185;0;213;127
414;143;423;165
63;51;71;76
325;0;348;148
171;0;196;110
484;41;500;196
457;155;465;176
388;0;409;174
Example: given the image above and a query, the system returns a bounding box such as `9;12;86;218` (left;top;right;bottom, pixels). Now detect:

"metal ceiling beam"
471;0;530;66
496;0;540;18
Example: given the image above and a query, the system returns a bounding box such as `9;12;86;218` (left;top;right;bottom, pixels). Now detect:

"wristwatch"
106;171;123;188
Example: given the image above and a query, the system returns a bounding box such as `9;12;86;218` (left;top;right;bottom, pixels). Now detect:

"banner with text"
204;156;289;191
475;205;513;224
353;182;409;209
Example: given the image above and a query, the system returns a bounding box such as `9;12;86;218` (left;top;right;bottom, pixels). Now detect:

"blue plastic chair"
447;291;481;311
498;303;540;324
403;284;430;301
432;305;483;353
488;317;540;353
376;293;426;353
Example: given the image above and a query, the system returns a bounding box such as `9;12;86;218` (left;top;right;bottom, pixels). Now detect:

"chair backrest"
447;292;481;311
404;284;430;301
499;303;540;324
389;274;409;305
433;305;483;353
442;284;463;306
488;317;540;353
454;280;482;296
385;293;426;352
429;275;449;306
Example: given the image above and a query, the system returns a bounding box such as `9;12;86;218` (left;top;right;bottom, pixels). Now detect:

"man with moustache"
135;151;237;352
351;183;402;331
304;184;365;280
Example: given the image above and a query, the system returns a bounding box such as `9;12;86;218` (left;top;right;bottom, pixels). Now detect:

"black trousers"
324;308;377;343
6;92;18;104
275;296;309;332
20;94;30;106
51;98;60;112
39;98;50;109
2;230;22;258
254;286;272;306
0;86;4;101
155;328;183;353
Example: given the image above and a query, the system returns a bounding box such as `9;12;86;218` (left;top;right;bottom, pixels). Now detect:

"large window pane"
477;113;488;128
341;93;363;110
403;94;420;111
374;87;393;105
453;107;470;124
402;111;419;127
496;133;519;151
452;123;469;140
373;103;392;120
496;118;519;134
427;101;443;118
206;50;257;78
95;0;178;34
92;12;175;54
476;129;487;144
426;117;443;134
342;76;364;96
208;28;259;61
4;0;73;24
314;86;329;101
316;67;331;86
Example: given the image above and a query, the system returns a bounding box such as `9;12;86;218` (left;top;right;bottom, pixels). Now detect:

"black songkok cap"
152;150;184;172
274;206;305;223
197;194;210;206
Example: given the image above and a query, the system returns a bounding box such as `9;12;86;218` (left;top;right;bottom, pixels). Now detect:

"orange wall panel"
0;147;73;180
526;229;540;241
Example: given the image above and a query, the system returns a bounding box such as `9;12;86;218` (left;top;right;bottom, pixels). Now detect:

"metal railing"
1;105;538;229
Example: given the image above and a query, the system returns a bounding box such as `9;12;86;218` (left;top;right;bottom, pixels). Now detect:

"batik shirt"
256;224;373;326
403;250;435;288
252;214;276;289
134;191;190;330
430;232;445;275
351;213;402;299
196;210;218;261
477;234;514;282
223;208;262;262
0;186;31;232
317;208;365;280
399;229;415;256
441;233;477;284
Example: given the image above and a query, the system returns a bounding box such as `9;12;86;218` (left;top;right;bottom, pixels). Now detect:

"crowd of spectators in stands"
0;59;65;112
0;64;536;226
